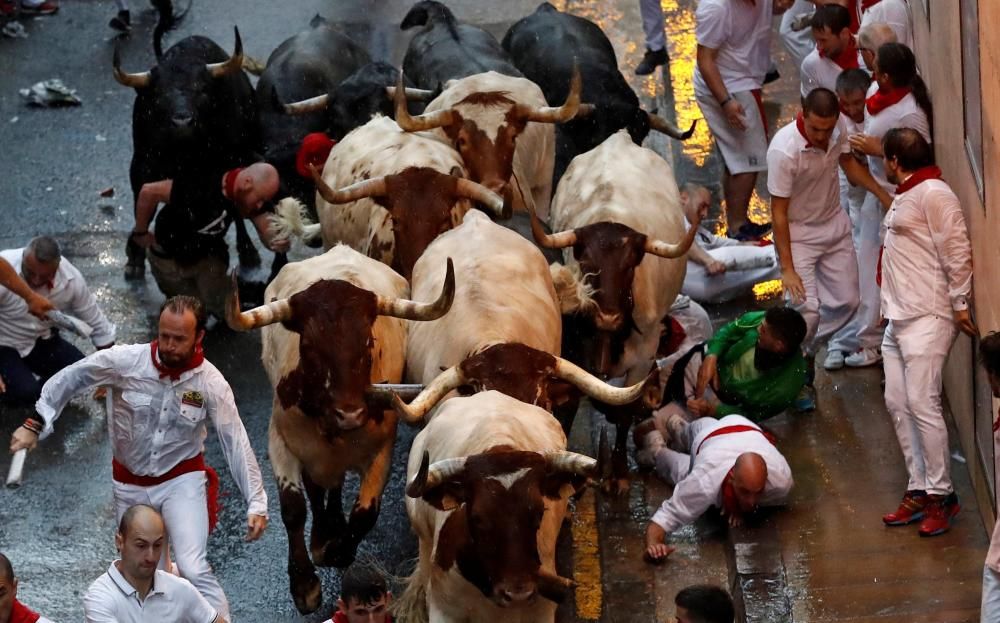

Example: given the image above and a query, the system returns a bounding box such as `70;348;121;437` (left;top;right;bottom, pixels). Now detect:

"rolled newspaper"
47;310;93;338
6;449;26;488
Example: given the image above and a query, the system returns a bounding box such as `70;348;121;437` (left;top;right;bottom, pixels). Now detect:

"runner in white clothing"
9;296;268;621
827;42;933;369
779;0;816;69
858;0;912;50
768;88;891;408
878;129;975;538
638;414;794;563
799;4;862;98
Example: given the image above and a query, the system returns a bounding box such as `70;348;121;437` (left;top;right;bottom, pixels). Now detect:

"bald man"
130;162;290;319
638;414;794;562
84;505;226;623
0;553;55;623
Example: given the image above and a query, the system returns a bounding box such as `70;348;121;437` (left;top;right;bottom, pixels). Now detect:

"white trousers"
113;471;230;620
696;89;769;175
639;0;666;51
882;315;958;496
653;417;718;484
779;0;816;69
682;246;780;304
983;565;1000;622
828;191;885;353
789;233;860;355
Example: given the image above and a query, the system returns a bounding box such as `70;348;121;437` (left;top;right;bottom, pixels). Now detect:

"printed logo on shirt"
181;390;205;408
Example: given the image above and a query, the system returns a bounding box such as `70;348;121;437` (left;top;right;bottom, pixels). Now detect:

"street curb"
727;515;792;623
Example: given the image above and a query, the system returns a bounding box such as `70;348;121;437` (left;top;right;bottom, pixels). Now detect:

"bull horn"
551;357;648;405
310;164;388;204
394;73;455;131
518;64;581;123
406;451;467;498
647;113;698;140
391;366;465;425
542;449;597;477
376;258;455;320
206;26;245;78
112;45;151;89
225;271;292;331
643;220;699;258
454;178;506;218
528;203;576;249
282;92;329;115
384;86;436;102
536;570;576;604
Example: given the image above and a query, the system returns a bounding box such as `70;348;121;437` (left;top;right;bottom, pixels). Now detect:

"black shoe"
731;221;772;241
764;68;780;85
635;48;669;76
109;9;130;32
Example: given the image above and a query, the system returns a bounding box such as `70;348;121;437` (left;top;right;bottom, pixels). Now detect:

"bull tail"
269;197;322;244
550;261;597;315
151;0;191;58
389;557;429;623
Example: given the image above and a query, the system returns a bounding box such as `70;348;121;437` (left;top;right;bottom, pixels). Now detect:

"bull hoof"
124;263;145;280
601;476;631;497
290;571;323;614
312;540;357;569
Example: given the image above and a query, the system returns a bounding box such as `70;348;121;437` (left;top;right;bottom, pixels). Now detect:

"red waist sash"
695;424;775;455
112;454;221;532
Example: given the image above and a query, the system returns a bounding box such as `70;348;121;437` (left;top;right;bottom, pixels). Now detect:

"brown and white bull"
309;115;508;279
393;390;601;623
398;209;648;422
533;130;697;491
394;69;582;221
226;244;455;614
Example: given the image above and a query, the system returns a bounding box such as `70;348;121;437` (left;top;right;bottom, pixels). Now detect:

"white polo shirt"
83;561;217;623
693;0;774;96
864;83;931;193
799;48;866;98
767;117;853;244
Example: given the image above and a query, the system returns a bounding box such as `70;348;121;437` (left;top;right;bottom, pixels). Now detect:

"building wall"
909;0;1000;528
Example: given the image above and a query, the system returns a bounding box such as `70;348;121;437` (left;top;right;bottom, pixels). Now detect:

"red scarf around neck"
150;340;205;381
866;85;911;116
822;36;860;71
894;165;942;195
222;167;244;200
795;113;815;148
10;599;41;623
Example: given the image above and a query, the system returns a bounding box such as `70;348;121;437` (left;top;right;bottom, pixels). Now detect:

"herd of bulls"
114;2;702;620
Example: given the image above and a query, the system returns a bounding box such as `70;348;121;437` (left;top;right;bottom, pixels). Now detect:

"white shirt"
83;561;217;623
880;178;972;321
799;47;866;98
694;0;774;96
864;84;931;193
767;117;853;244
36;343;268;518
860;0;913;50
651;415;793;533
0;248;116;356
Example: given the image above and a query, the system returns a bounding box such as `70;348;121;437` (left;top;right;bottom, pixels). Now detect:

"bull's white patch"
454;102;509;142
486;467;531;490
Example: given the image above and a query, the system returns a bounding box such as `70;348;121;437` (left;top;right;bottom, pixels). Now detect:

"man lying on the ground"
0;552;55;623
656;307;808;423
638;414;794;562
679;184;780;304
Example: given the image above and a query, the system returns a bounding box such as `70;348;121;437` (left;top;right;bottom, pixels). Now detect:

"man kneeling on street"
639;414;794;562
656;306;808;423
84;504;225;623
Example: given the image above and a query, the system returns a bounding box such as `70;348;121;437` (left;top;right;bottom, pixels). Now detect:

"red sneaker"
918;493;960;537
882;490;928;526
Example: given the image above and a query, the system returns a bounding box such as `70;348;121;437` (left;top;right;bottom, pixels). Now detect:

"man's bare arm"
0;257;52;318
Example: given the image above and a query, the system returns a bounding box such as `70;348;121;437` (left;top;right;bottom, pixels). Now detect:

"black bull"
115;28;273;281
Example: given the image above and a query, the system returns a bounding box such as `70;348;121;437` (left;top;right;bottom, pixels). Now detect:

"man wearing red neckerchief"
129;162;289;321
9;296;268;621
0;553;54;623
799;4;859;98
978;333;1000;617
320;562;393;623
879;128;975;538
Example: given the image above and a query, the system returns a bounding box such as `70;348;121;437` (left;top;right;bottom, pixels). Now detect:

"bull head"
225;259;455;433
112;26;245;90
392;344;649;424
406;443;606;606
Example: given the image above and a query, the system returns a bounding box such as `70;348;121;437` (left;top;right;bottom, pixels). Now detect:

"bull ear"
421;481;466;511
540;471;588;501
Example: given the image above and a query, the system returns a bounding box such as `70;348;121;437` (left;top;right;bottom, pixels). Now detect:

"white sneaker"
635;430;665;469
823;349;845;370
845;347;882;368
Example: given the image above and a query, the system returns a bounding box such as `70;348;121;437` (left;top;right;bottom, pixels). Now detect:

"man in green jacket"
656;307;808;424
